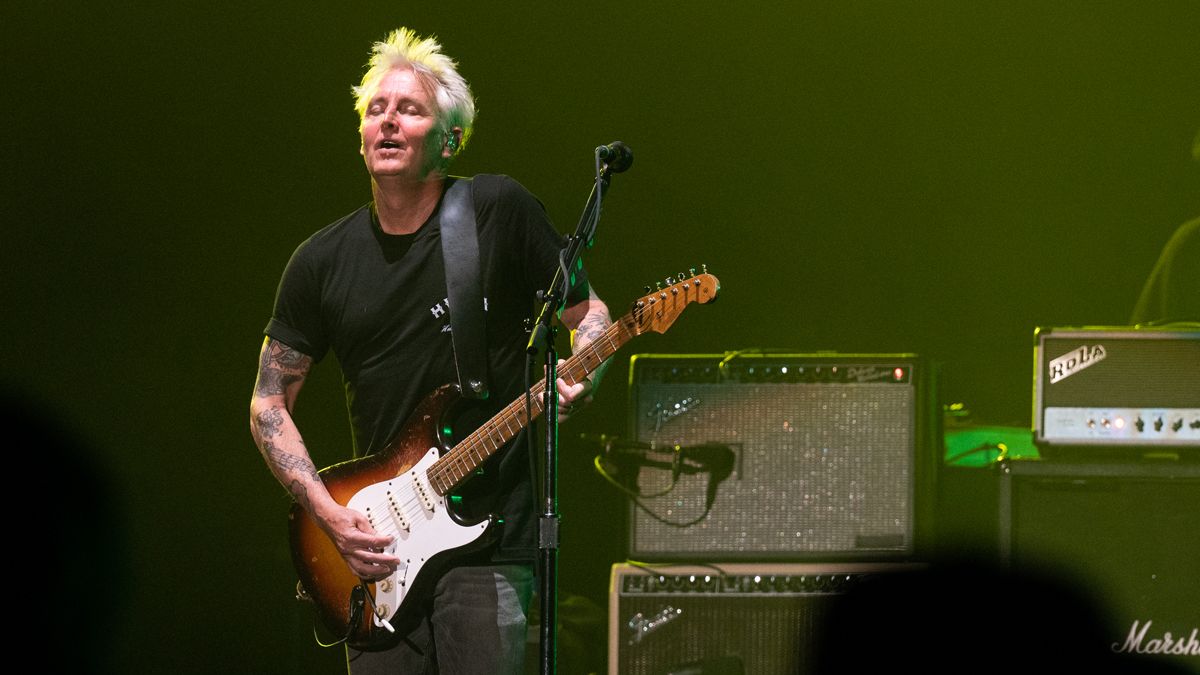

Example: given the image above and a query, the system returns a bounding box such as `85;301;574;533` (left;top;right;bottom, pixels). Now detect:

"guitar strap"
439;177;490;400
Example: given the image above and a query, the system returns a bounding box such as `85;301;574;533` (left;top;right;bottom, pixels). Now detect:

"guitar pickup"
386;489;410;531
411;472;436;512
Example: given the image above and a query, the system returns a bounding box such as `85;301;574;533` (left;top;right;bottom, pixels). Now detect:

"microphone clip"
595;141;634;173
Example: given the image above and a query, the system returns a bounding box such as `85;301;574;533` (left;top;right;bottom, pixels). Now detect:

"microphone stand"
526;152;622;675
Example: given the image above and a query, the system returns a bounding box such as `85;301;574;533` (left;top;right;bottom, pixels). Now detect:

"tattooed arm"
555;286;613;421
249;337;398;579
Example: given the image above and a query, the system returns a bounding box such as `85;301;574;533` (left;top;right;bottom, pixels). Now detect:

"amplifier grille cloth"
632;382;914;556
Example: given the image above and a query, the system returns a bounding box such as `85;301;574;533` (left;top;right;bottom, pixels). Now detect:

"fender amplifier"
624;353;938;560
1033;326;1200;459
608;562;920;675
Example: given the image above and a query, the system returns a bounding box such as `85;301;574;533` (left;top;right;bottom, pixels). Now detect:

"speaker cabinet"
625;354;937;560
998;460;1200;672
608;562;917;675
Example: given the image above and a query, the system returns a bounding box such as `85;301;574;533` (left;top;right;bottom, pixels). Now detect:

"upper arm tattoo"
254;407;285;439
254;339;312;398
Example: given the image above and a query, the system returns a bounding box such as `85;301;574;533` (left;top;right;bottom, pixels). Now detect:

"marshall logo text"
1111;620;1200;657
1048;344;1107;384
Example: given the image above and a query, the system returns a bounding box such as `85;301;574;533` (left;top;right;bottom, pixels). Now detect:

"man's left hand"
554;359;594;422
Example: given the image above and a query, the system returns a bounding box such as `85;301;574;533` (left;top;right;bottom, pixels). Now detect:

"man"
249;27;611;674
1130;131;1200;326
1130;216;1200;325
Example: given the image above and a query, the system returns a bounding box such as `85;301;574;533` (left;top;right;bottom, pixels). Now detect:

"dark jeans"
346;562;535;675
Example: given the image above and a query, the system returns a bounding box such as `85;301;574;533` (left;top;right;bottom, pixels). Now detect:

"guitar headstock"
629;267;720;335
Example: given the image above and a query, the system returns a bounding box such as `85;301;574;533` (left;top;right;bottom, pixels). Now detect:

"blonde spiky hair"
351;27;476;156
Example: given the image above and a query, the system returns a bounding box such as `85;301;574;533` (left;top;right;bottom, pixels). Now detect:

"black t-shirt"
265;174;588;563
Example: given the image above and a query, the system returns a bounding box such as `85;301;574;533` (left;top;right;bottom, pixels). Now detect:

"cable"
592;454;717;528
624;559;732;579
944;442;1009;466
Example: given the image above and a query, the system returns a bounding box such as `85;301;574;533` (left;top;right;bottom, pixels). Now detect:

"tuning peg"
677;271;686;281
689;267;697;277
665;276;675;285
643;285;652;294
701;263;708;274
655;281;662;290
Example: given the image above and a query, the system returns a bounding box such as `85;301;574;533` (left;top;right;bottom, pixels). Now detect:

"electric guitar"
288;271;720;650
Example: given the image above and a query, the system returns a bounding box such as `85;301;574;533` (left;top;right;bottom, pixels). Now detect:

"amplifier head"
1033;326;1200;460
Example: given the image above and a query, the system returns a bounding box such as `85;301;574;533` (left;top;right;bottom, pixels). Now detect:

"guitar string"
343;280;707;588
415;306;642;495
361;286;680;527
362;485;426;538
356;320;627;530
426;317;637;491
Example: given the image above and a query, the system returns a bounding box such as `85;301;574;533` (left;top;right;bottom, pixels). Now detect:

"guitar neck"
426;313;638;495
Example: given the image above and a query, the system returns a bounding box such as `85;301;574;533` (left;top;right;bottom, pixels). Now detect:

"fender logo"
1048;344;1107;384
647;397;701;432
626;606;683;645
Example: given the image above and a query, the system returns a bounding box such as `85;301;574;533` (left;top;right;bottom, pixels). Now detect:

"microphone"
595;141;634;173
679;443;736;509
583;434;734;508
679;443;735;471
582;433;654;490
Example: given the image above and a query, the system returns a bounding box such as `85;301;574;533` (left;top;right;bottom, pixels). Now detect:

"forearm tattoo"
267;444;321;482
576;312;611;344
573;310;613;392
265;440;321;510
254;339;311;398
288;479;310;511
251;339;320;508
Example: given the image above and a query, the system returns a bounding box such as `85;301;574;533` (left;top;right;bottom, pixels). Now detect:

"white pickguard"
345;447;490;630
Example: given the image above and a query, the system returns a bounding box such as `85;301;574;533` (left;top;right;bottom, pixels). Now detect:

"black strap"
440;178;490;400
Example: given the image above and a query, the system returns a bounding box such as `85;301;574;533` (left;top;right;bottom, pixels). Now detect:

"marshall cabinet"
961;459;1200;673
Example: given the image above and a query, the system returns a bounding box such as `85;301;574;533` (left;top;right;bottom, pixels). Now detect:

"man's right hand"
313;502;402;580
251;337;402;581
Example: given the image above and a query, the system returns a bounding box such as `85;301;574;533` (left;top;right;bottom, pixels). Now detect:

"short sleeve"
264;241;330;361
475;174;590;306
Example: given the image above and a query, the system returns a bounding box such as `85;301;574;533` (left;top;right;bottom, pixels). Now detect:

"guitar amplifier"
997;459;1200;674
608;562;920;675
1033;326;1200;459
624;353;938;560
